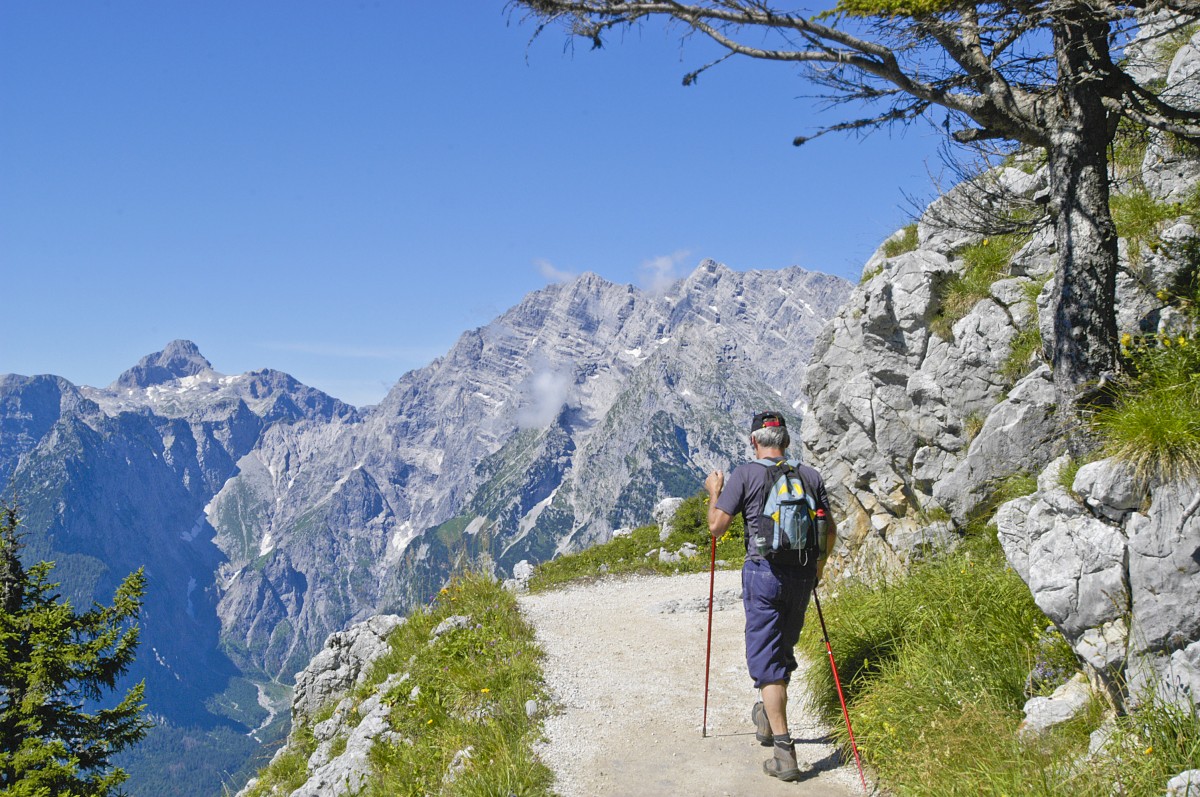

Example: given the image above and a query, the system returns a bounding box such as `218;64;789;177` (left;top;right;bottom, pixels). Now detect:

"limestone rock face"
934;365;1059;522
291;614;405;726
801;29;1200;715
997;460;1200;711
802;191;1056;576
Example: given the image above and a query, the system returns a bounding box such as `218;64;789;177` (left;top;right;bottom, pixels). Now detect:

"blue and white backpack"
753;458;820;565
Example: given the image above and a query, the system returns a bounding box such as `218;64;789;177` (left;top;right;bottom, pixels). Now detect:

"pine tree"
0;502;150;796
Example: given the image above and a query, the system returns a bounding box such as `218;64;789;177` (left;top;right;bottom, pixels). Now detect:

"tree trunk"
1046;12;1120;450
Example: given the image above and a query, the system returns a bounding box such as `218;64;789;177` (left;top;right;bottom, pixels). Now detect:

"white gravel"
520;570;873;796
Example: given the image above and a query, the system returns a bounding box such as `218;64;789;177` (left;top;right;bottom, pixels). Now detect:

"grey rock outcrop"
291;614;405;726
1167;769;1200;796
997;459;1200;711
1019;674;1093;736
802;199;1055;575
237;615;408;797
800;27;1200;716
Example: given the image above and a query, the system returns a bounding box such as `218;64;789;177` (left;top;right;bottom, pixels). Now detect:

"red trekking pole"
701;533;717;738
813;586;869;794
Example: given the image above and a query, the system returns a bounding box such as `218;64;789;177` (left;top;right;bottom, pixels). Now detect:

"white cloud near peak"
639;250;691;295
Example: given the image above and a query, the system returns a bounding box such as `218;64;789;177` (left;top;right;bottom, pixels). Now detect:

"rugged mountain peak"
112;339;215;389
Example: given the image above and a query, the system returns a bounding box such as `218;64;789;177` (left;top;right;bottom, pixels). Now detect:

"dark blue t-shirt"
715;456;830;564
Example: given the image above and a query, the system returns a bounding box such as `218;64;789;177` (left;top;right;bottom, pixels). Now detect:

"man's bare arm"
705;471;732;536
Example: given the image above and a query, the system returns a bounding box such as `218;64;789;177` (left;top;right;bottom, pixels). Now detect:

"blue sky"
2;2;946;407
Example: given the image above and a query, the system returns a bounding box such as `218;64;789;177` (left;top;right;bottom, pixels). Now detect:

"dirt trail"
520;569;871;797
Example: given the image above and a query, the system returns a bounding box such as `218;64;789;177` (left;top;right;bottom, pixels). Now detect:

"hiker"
705;411;836;782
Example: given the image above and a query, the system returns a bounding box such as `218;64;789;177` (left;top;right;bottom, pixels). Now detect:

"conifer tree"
0;502;150;796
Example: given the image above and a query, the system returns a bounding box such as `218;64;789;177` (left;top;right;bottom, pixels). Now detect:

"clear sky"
2;2;947;407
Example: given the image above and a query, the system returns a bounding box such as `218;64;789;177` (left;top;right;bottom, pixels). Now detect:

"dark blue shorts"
742;557;816;688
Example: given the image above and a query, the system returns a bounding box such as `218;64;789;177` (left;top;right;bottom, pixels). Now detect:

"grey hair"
751;425;790;451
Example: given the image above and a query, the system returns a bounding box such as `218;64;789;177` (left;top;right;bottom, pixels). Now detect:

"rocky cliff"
801;28;1200;713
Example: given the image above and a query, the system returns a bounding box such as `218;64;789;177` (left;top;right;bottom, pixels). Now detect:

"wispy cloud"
639;250;691;295
535;258;577;284
516;365;573;429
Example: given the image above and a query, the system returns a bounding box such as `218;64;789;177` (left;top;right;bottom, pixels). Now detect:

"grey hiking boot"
763;743;803;782
752;701;773;746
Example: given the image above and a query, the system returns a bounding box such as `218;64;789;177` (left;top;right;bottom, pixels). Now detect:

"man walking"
705;411;835;782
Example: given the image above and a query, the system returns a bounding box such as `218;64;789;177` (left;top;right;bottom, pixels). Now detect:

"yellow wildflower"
1164;336;1174;347
1121;333;1133;347
481;688;491;694
1180;336;1188;347
1145;746;1154;755
1157;290;1170;302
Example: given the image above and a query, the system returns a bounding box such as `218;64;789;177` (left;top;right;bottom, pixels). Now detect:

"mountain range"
0;260;850;795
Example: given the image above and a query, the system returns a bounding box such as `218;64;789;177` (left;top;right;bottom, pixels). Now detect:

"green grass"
1094;280;1200;483
1083;697;1200;796
1111;191;1184;266
932;234;1029;341
1001;323;1044;383
358;573;552;797
527;492;745;592
798;529;1079;794
238;723;317;797
242;573;553;797
1093;371;1200;483
882;223;919;258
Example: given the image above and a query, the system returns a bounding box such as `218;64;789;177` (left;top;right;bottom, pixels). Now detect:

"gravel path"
520;570;871;796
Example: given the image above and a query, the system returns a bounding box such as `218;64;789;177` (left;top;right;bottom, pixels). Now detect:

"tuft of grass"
1111;119;1152;179
1094;282;1200;483
1110;190;1183;266
964;412;987;443
528;492;744;592
1001;323;1044;383
1082;697;1200;795
993;471;1039;505
882;223;919;258
932;234;1029;340
1093;378;1200;483
238;723;317;797
1155;22;1200;71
